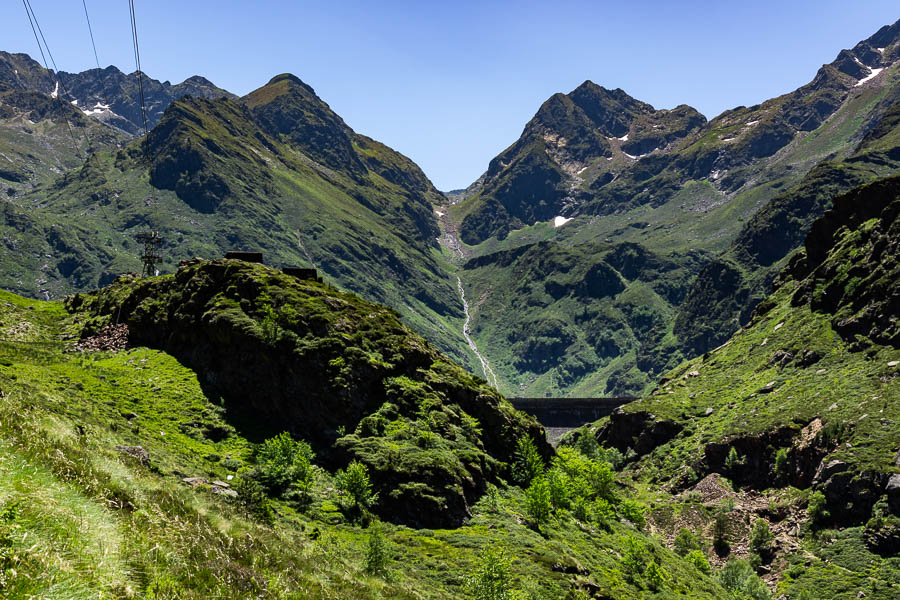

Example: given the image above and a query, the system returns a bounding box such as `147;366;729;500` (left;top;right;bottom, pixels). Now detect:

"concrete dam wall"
509;397;635;444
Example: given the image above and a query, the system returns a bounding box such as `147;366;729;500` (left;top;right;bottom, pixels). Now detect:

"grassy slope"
566;176;900;599
0;285;733;599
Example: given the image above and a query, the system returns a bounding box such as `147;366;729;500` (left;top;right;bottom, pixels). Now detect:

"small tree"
546;468;572;511
619;499;647;530
525;476;552;526
364;524;390;577
713;508;730;555
465;547;517;600
807;490;829;526
774;448;789;480
622;537;647;582
255;432;314;496
724;446;743;473
512;437;544;485
749;519;774;560
337;460;378;509
233;474;275;525
718;558;770;600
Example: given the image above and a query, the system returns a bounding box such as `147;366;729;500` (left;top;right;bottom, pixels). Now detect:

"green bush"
686;549;711;574
255;432;314;496
512;436;544;485
525;476;552;526
749;519;773;558
713;508;730;554
622;537;647;582
619;499;647;529
364;524;390;577
645;560;670;591
807;490;829;526
774;448;789;480
718;558;770;599
232;474;275;525
546;468;572;510
724;446;743;473
337;460;378;509
674;527;702;556
465;547;517;600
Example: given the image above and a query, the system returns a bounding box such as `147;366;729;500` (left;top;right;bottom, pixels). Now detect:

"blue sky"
5;1;899;190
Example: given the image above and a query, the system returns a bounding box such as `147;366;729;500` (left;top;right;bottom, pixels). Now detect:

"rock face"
459;81;706;244
0;51;235;135
790;177;900;349
66;259;548;528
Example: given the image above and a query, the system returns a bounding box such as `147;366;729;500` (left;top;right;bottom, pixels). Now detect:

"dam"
509;397;635;444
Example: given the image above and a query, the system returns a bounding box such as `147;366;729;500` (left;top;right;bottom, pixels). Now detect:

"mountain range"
2;21;900;397
0;17;899;600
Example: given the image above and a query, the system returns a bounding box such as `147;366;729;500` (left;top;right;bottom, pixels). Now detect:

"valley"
0;12;898;600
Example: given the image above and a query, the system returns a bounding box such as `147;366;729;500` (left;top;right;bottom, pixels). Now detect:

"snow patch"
552;216;572;227
606;156;614;161
623;152;637;159
877;48;886;54
82;102;112;116
70;99;78;106
746;120;759;126
618;134;629;141
50;81;58;99
856;67;884;87
577;166;588;175
434;210;445;217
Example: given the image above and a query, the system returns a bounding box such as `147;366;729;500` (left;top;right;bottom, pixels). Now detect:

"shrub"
749;519;774;558
232;474;275;525
364;524;389;577
465;547;517;600
484;484;501;512
807;490;829;526
622;537;647;581
718;558;770;600
513;437;544;485
260;304;280;344
713;508;730;554
619;499;647;529
525;477;552;526
774;448;789;480
686;549;711;574
574;431;599;458
546;468;572;510
645;560;670;591
337;461;378;509
724;446;743;473
674;527;702;556
255;432;314;496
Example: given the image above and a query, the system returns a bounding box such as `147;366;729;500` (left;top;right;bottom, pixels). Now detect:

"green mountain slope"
0;262;735;599
0;73;474;368
442;19;900;397
571;174;900;599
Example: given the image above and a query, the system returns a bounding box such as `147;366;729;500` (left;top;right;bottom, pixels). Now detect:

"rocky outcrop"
594;409;682;457
66;259;548;528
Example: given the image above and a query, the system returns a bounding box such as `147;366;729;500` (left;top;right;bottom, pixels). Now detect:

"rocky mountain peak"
243;72;365;175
